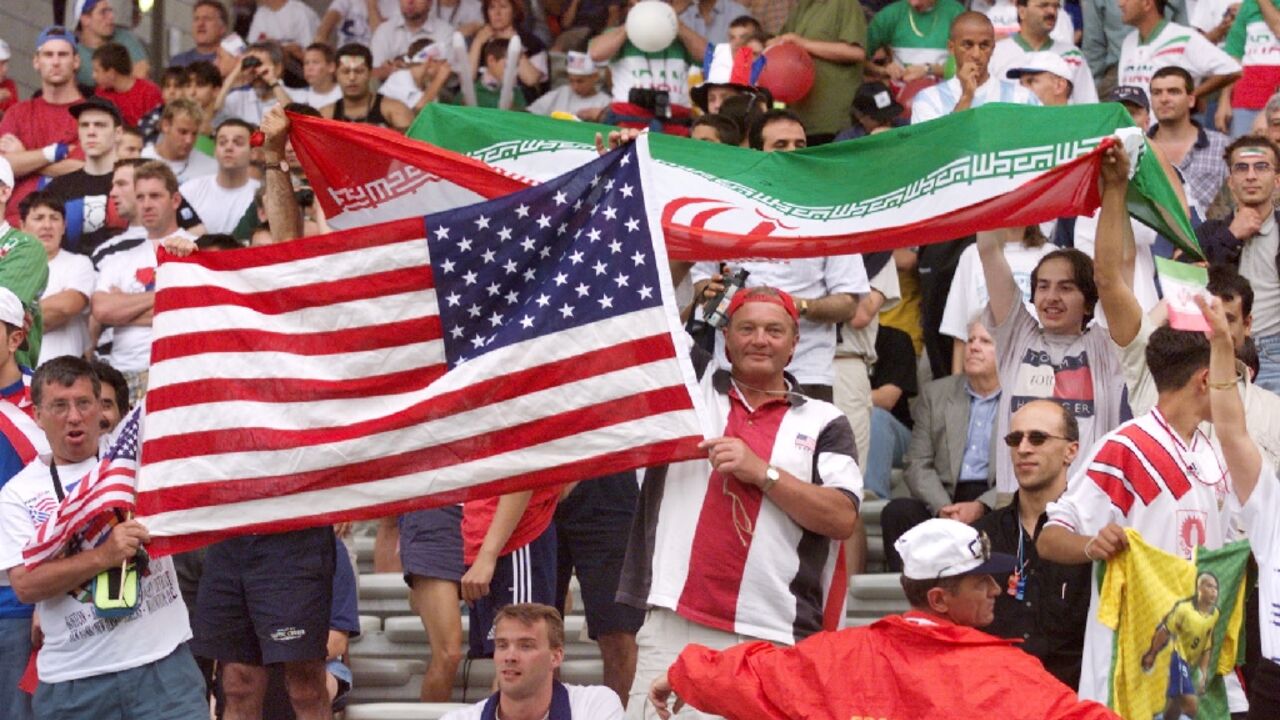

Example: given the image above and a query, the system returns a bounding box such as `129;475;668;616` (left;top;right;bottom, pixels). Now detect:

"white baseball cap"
0;287;25;328
566;51;597;76
1005;52;1073;84
0;39;11;62
0;156;13;190
895;519;1017;581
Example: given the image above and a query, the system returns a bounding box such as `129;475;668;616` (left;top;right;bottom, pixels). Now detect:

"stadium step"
344;703;472;720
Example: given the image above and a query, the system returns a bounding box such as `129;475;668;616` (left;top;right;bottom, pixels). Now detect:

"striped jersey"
1224;0;1280;109
909;75;1040;125
617;350;863;645
1118;20;1241;91
0;373;50;618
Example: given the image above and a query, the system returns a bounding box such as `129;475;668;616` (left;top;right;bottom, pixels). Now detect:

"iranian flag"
291;103;1199;260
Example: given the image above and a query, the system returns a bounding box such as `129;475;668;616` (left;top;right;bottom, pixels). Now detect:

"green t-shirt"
0;226;49;368
867;0;966;67
781;0;869;135
76;29;147;88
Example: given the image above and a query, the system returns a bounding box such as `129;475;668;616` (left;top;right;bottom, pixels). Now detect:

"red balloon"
757;43;816;104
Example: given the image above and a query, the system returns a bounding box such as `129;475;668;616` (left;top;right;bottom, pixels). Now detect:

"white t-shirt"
379;69;427;108
989;35;1100;105
247;0;321;47
217;86;281;126
325;0;401;46
38;251;96;365
527;84;612;117
1191;0;1237;43
689;255;871;385
94;229;197;373
1045;408;1236;703
179;175;261;235
369;14;456;67
441;684;624;720
1240;460;1280;662
939;241;1054;342
1117;20;1241;89
0;455;191;683
286;83;343;109
141;143;218;185
910;75;1041;124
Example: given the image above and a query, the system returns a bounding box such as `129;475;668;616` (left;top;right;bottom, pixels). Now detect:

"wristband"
1083;536;1099;561
1208;379;1236;390
42;142;69;164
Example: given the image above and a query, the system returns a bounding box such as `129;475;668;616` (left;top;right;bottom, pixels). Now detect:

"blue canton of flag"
427;145;664;367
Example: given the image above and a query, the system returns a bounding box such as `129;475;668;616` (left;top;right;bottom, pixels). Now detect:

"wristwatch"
762;465;781;493
264;158;289;174
798;299;810;317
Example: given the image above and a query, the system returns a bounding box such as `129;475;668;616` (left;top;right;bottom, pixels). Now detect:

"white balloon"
625;1;679;53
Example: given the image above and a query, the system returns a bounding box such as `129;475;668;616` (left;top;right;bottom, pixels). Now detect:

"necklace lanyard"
49;462;65;502
907;7;937;38
1151;410;1227;488
1007;526;1028;600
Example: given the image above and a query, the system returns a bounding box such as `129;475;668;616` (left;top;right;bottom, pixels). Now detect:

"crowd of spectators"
0;0;1279;718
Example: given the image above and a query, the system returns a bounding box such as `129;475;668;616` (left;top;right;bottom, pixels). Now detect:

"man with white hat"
646;518;1119;719
988;0;1097;105
527;51;611;120
378;38;456;113
1006;51;1075;106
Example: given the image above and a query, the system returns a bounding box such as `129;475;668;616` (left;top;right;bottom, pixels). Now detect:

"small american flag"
135;139;708;557
22;406;142;568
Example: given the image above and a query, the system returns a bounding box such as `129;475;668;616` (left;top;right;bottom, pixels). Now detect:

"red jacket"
670;612;1120;720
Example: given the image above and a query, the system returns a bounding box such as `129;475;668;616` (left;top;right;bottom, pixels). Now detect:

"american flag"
22;405;143;568
135;139;709;557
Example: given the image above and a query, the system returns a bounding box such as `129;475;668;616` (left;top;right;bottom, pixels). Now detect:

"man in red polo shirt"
0;26;85;228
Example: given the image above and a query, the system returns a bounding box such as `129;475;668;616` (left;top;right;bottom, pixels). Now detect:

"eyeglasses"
42;398;98;418
1003;430;1070;447
1231;161;1274;175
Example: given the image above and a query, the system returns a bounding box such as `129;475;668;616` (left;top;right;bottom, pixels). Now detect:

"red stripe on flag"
156;265;434;315
150;316;444;362
1087;466;1135;516
145;365;449;413
144;436;706;557
139;383;694;515
143;334;677;462
1119;423;1192;499
0;413;36;465
158;217;428;271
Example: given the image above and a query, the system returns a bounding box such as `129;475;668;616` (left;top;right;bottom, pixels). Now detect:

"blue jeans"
0;616;33;720
1256;335;1280;396
865;407;911;499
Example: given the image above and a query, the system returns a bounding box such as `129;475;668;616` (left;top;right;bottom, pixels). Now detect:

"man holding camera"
617;286;862;719
214;41;295;126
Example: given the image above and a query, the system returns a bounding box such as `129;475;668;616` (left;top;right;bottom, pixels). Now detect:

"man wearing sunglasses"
1038;143;1241;707
646;518;1119;719
973;399;1091;689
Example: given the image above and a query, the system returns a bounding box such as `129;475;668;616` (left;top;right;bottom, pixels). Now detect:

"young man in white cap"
377;39;454;113
1005;51;1075;105
647;518;1119;719
527;51;611;120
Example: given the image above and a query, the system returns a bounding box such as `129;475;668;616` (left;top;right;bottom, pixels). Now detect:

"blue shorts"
468;522;558;658
555;473;645;638
1168;651;1197;697
33;644;208;720
400;505;465;584
192;527;335;666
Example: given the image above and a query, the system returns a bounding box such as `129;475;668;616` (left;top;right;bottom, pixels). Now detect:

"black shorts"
399;505;465;585
468;522;557;658
555;473;645;638
191;526;335;666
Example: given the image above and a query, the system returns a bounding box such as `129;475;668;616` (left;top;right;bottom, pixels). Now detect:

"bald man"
910;12;1041;123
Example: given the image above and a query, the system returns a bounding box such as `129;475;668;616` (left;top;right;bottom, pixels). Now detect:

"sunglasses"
1003;430;1070;447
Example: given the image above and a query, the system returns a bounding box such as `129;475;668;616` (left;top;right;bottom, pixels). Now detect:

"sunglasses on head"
1003;430;1069;447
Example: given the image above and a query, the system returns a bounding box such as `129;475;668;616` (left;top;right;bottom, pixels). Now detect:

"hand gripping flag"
22;406;143;568
134;137;711;557
289;103;1199;260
